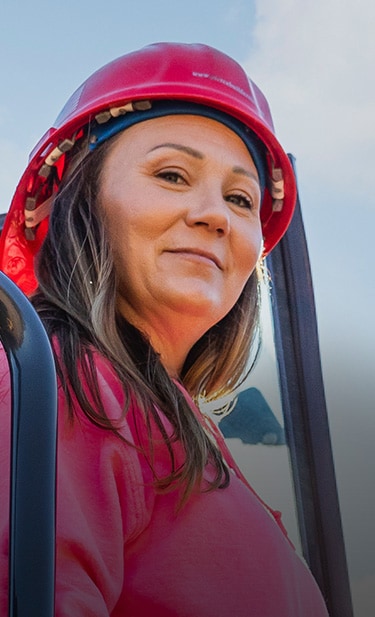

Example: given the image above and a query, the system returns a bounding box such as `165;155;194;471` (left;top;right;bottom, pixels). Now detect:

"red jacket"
0;348;329;616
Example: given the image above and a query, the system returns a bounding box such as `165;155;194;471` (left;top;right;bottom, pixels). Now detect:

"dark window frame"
266;156;354;617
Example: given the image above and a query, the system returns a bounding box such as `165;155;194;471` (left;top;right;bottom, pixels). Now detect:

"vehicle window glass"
201;277;302;552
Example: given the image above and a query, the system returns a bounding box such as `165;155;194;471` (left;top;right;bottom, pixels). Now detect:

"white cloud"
245;0;375;190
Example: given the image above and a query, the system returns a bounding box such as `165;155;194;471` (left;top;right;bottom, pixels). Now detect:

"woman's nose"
184;188;230;236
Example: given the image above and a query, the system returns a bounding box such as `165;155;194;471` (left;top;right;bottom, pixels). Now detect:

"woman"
0;43;329;616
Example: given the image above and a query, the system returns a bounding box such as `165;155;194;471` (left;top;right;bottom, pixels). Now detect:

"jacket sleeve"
55;360;151;616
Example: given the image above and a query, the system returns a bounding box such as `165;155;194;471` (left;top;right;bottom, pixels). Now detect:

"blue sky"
1;0;374;613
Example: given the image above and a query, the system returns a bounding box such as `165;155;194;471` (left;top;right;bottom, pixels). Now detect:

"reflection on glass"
219;387;286;446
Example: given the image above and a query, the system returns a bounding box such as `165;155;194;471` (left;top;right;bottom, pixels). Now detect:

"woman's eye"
225;193;253;209
156;170;185;184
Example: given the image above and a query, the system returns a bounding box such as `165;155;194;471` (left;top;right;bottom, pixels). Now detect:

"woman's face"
99;114;263;342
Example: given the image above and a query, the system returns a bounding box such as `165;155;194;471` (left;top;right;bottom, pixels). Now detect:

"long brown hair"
32;135;262;504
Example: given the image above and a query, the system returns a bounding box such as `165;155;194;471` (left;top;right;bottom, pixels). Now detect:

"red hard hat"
0;42;296;295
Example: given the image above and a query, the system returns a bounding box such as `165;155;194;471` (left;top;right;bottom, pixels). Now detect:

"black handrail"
267;156;354;617
0;271;57;617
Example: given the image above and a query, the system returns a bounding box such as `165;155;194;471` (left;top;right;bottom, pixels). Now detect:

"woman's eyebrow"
148;142;204;159
149;144;259;183
232;165;259;183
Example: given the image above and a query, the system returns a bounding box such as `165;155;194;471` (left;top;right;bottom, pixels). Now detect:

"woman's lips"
166;248;223;269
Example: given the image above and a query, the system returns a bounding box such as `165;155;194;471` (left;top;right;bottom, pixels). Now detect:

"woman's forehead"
106;114;256;159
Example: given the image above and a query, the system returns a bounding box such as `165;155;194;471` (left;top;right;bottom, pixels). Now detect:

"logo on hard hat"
192;71;257;105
